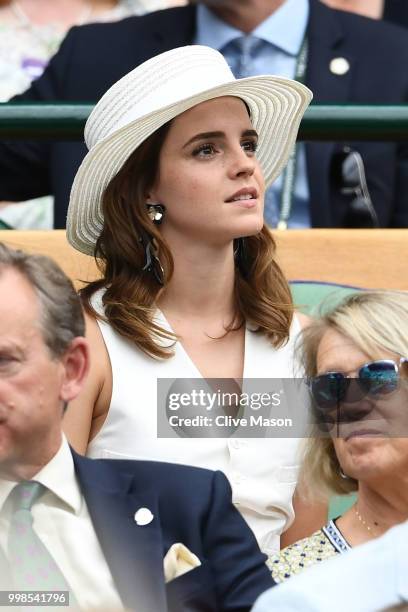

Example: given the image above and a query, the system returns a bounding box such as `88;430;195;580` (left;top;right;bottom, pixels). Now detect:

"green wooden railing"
0;103;408;140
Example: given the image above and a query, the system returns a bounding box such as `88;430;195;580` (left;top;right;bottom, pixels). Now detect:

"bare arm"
63;313;112;455
295;311;313;328
280;488;328;548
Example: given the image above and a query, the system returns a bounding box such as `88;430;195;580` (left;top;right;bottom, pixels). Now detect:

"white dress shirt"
195;0;311;228
0;437;124;611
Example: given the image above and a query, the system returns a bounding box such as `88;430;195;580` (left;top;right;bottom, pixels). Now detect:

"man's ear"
59;338;90;403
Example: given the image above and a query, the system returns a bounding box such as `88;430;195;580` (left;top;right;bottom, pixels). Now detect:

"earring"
138;229;164;286
147;203;165;225
234;238;250;279
339;467;349;479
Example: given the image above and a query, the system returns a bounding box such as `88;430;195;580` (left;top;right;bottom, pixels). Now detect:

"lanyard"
277;37;308;230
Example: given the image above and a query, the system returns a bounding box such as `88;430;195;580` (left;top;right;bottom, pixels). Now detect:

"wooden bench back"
0;229;406;290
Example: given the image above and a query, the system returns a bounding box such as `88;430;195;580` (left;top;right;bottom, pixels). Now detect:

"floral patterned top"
267;520;351;583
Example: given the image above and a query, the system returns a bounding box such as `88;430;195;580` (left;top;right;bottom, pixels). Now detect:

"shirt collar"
0;480;15;515
0;436;81;515
34;436;81;515
196;0;309;57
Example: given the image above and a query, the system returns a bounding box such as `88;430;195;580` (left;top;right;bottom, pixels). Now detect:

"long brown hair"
82;120;294;359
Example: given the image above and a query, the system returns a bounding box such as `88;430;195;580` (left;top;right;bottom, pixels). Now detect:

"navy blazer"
384;0;408;28
71;452;274;611
1;0;408;227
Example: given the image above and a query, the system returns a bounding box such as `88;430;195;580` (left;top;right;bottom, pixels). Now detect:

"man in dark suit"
1;0;408;228
0;242;273;611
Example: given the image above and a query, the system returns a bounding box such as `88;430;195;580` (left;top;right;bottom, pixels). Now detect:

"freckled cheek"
166;176;214;210
256;170;266;197
188;177;215;201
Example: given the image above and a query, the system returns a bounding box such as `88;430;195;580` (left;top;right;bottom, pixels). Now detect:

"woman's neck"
157;240;237;321
357;480;408;531
337;477;408;546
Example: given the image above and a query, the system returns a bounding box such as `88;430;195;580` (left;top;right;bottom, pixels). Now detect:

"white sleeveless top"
87;290;304;554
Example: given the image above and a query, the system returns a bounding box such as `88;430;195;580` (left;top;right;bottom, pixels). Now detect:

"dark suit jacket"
1;0;408;227
384;0;408;28
70;452;273;612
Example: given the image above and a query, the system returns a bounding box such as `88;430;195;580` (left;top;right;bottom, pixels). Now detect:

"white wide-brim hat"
68;45;312;255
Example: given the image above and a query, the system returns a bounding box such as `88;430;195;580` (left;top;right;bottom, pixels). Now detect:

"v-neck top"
87;290;304;554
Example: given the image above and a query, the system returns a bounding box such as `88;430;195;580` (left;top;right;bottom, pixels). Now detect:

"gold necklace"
353;505;380;538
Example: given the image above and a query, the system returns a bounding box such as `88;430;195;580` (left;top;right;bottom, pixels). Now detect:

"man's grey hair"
0;242;85;357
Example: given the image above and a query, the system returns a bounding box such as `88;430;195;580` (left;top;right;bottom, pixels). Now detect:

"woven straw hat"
67;45;312;255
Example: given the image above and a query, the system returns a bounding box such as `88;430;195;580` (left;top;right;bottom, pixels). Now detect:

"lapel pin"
330;57;350;76
134;507;154;526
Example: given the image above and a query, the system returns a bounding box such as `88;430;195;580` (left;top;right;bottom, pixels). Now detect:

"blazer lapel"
306;0;355;226
307;0;354;103
73;452;167;612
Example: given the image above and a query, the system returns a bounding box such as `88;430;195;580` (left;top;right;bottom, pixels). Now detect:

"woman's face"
315;328;408;485
148;96;265;246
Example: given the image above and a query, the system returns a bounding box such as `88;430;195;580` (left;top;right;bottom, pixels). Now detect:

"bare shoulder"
294;311;314;329
81;311;110;374
280;488;328;548
84;311;106;345
63;312;112;454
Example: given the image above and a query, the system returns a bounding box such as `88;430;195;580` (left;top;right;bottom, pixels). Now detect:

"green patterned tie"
7;481;78;607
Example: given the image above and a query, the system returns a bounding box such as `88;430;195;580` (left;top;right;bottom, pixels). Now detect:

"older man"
0;0;407;228
0;243;273;611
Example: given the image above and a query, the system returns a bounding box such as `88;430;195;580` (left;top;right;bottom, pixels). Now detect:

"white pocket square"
163;543;201;583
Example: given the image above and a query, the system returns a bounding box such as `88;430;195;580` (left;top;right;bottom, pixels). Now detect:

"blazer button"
134;507;154;526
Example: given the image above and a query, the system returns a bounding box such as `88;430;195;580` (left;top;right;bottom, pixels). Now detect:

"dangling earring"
138;228;164;286
234;238;250;279
147;203;165;225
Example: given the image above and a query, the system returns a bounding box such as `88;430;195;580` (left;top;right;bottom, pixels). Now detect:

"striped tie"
224;35;263;79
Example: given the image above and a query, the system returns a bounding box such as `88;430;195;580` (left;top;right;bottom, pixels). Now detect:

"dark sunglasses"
308;358;408;411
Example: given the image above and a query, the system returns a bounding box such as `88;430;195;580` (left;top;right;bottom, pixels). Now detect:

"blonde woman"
269;291;408;581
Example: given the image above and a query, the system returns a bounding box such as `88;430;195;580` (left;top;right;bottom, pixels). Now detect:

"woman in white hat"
64;45;325;554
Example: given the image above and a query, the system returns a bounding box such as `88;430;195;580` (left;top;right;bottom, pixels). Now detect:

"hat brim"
67;75;312;255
